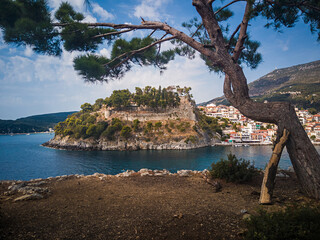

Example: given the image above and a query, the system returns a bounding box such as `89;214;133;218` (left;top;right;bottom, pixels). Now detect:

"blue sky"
0;0;319;120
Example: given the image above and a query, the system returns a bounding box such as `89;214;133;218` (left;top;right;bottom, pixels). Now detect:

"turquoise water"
0;133;319;181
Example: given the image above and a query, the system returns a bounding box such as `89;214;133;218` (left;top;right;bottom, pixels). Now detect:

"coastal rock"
18;186;49;195
8;182;27;192
13;193;43;202
140;172;152;177
201;169;210;176
27;181;46;186
116;170;135;177
177;170;193;177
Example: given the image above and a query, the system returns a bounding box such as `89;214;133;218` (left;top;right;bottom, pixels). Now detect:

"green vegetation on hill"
54;86;225;143
0;112;76;134
79;86;191;111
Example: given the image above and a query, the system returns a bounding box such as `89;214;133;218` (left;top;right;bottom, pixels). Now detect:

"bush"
209;154;257;183
120;125;132;139
244;205;320;240
185;135;197;144
111;118;123;131
95;121;108;137
155;121;162;129
86;124;96;135
132;119;140;132
147;122;153;131
63;129;73;136
165;124;172;133
84;115;96;124
74;125;88;139
101;125;118;140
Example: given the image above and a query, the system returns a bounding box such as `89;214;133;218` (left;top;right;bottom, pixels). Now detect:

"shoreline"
1;167;296;183
0;169;207;183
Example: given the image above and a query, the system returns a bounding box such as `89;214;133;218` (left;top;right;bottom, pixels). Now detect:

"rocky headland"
43;87;220;151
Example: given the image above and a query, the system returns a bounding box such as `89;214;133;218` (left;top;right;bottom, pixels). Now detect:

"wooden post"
259;129;290;204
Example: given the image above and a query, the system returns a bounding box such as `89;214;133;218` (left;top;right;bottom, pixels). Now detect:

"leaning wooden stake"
259;129;290;204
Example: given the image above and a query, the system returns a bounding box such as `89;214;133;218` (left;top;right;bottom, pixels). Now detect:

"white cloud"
83;15;97;23
2;56;35;83
134;0;170;21
48;0;85;12
103;53;223;103
24;46;33;57
48;1;108;23
99;48;110;58
92;3;114;21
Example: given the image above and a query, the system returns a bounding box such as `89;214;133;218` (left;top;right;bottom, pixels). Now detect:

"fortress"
102;96;198;122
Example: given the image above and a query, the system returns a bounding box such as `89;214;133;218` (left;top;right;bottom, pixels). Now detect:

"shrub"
86;124;97;138
175;122;191;132
147;122;153;131
192;125;198;132
209;154;257;183
120;125;132;139
63;129;73;136
101;125;118;140
165;123;172;133
95;121;108;137
244;205;320;240
132;119;140;132
85;115;96;124
155;121;162;130
185;135;197;144
111;118;123;131
79;113;90;122
74;125;88;139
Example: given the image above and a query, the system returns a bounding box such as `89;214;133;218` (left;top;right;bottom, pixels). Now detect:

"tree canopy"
1;0;319;82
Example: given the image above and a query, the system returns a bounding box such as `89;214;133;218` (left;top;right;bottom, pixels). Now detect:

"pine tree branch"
191;0;245;38
92;29;134;39
104;36;176;69
232;1;251;62
228;23;241;48
215;0;246;15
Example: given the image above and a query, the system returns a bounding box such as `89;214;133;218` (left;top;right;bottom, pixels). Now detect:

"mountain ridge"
0;111;76;134
200;60;320;110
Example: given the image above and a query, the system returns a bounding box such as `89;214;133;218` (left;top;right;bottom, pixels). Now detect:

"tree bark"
260;129;290;204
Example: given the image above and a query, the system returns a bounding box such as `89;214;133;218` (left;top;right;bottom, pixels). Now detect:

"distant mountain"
200;60;320;110
0;111;76;134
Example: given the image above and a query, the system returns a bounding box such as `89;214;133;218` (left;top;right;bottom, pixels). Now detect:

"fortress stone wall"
103;96;197;122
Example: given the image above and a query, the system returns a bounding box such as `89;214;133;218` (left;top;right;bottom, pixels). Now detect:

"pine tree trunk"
192;0;320;199
260;129;290;204
224;80;320;200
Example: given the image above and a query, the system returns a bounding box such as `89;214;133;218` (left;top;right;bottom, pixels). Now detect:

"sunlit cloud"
133;0;171;21
92;3;114;20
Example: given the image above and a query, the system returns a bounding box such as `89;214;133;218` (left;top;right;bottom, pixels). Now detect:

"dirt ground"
0;173;318;240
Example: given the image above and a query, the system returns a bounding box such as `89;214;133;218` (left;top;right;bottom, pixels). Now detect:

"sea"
1;133;319;181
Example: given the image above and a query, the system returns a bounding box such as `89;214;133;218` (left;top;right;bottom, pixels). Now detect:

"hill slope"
0;112;76;134
201;60;320;110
